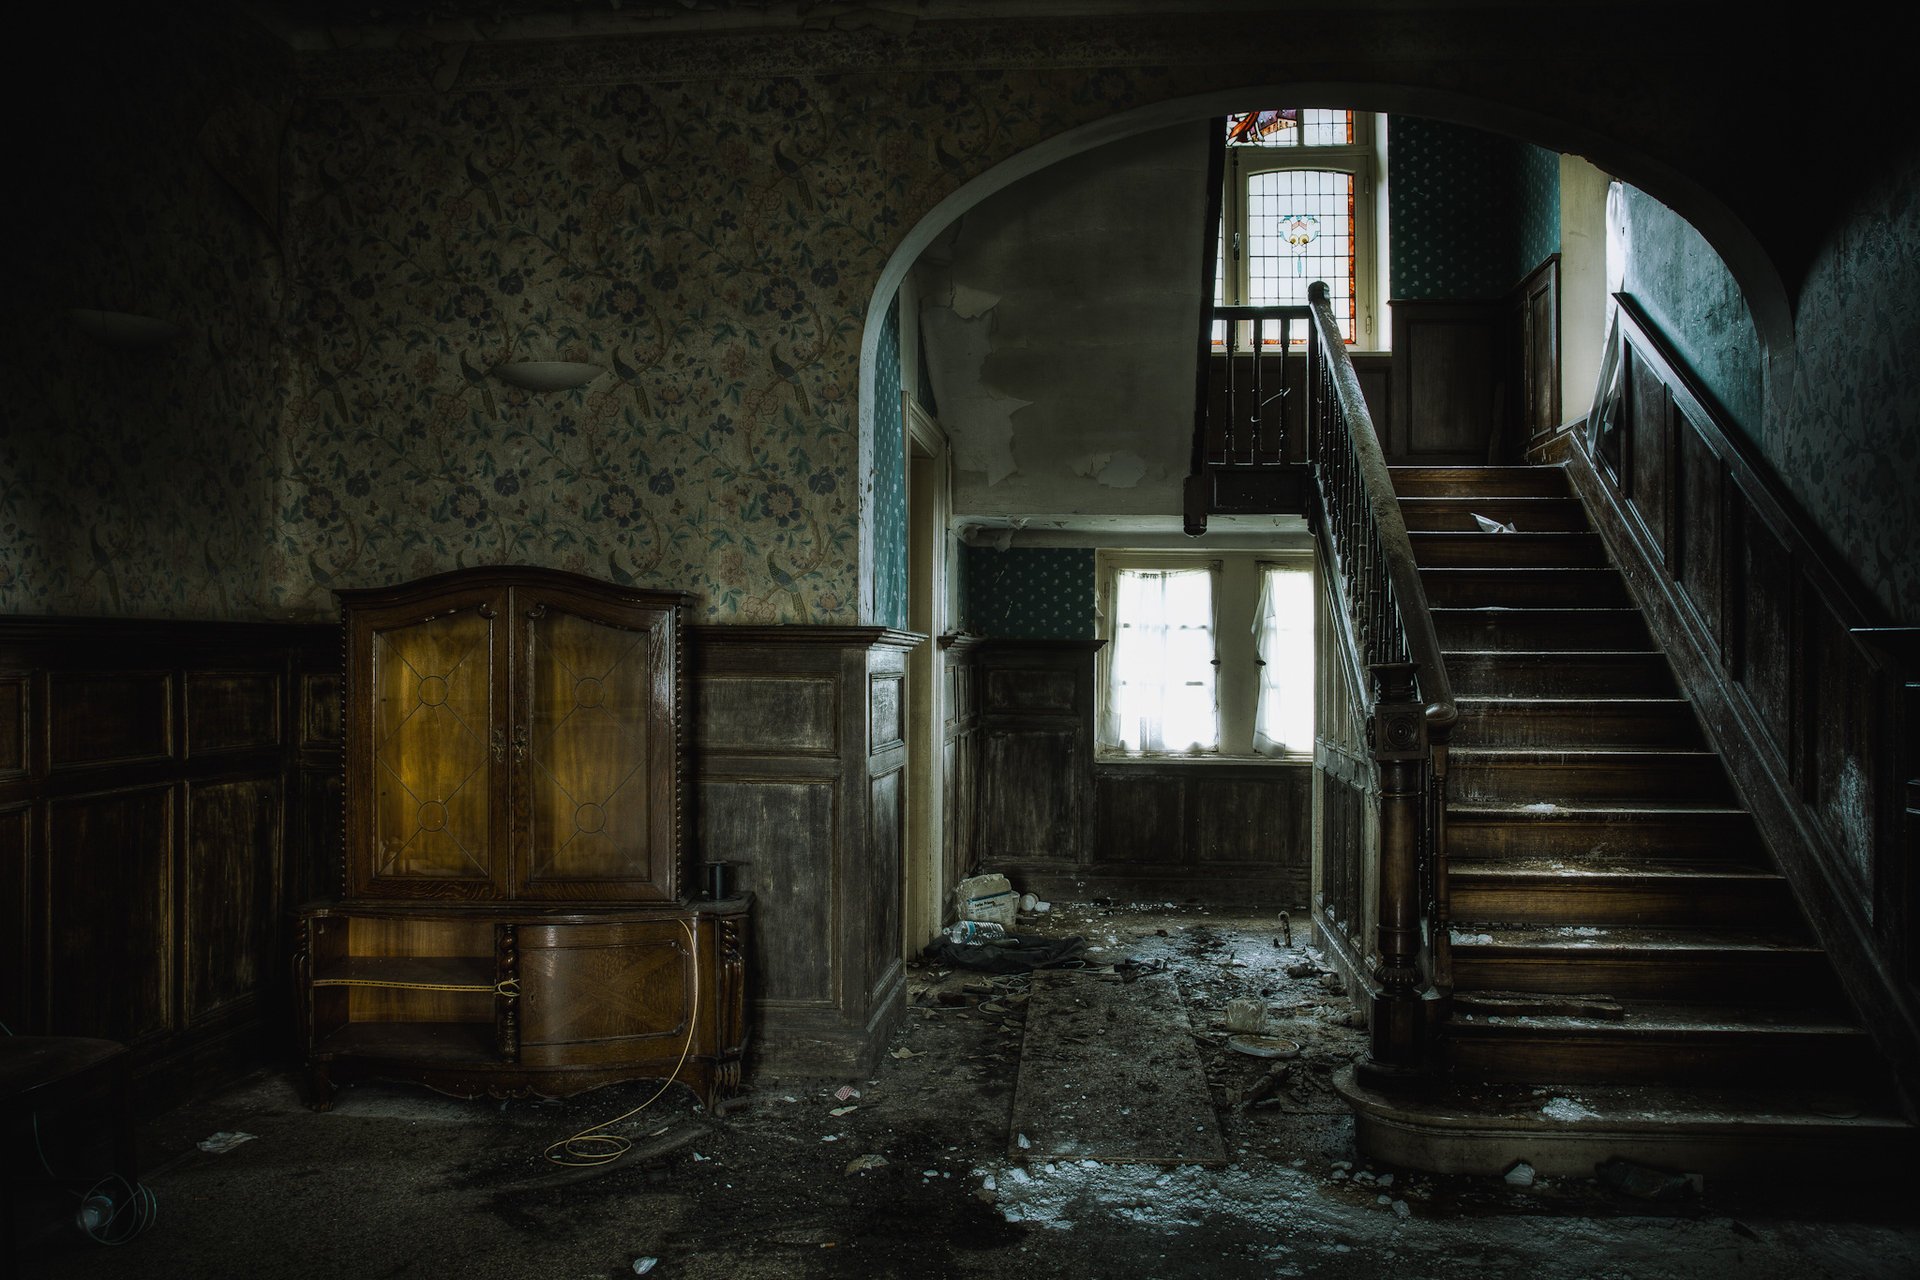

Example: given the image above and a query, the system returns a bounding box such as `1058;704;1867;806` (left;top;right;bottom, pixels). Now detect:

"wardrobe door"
511;586;681;902
349;586;511;899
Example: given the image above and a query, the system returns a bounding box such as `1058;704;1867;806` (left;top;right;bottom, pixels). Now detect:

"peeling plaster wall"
919;122;1210;521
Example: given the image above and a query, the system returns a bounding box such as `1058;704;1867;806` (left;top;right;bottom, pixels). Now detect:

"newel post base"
1363;661;1433;1080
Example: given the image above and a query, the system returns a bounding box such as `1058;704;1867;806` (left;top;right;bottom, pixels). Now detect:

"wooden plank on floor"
1009;969;1227;1165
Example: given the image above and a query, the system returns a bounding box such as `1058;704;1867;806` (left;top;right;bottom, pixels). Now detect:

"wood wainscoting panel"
1626;345;1673;559
1737;499;1796;758
870;675;904;753
186;778;282;1024
48;673;171;769
1674;413;1727;647
979;730;1082;863
1389;300;1506;463
867;766;904;996
186;673;281;756
0;674;25;777
47;787;174;1044
698;777;836;1005
1196;768;1313;871
692;625;921;1077
698;674;838;756
0;805;26;1030
1;615;341;1113
1092;769;1187;865
985;666;1077;715
301;672;343;748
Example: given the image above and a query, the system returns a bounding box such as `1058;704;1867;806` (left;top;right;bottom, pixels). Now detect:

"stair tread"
1450;858;1781;881
1446;997;1862;1036
1450;801;1748;818
1448;924;1817;951
1338;1069;1910;1132
1452;746;1718;760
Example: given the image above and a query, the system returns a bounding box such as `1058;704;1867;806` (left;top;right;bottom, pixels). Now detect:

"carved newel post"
1362;660;1429;1083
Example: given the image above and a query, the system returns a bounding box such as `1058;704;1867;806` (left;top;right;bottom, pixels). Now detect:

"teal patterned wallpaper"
873;296;908;629
1515;143;1562;283
1389;116;1560;299
962;547;1095;639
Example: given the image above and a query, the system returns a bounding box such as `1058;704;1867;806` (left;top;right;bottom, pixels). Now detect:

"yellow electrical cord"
543;917;701;1168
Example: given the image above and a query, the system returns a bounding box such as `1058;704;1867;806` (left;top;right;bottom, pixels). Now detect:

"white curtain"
1253;565;1315;755
1108;568;1217;754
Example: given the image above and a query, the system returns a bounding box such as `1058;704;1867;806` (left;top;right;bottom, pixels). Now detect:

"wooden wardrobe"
295;567;749;1109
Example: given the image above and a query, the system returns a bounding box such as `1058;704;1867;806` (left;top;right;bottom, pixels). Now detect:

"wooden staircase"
1338;465;1913;1178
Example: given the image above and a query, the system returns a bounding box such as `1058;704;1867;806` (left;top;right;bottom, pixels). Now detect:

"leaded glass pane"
1245;168;1357;343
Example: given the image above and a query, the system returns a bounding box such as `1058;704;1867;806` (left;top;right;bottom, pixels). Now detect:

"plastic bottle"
945;920;1006;943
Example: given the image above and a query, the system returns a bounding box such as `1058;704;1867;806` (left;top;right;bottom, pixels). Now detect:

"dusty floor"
13;903;1920;1279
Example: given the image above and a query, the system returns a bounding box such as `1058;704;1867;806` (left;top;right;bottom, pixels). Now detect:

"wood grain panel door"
511;588;679;902
350;586;509;899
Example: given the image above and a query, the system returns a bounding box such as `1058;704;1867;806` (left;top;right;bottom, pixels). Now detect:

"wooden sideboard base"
296;897;751;1114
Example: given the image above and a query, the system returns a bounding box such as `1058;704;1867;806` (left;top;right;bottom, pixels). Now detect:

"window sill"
1094;752;1311;768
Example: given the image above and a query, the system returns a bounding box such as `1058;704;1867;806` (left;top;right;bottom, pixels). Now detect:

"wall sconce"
70;309;185;346
493;361;603;392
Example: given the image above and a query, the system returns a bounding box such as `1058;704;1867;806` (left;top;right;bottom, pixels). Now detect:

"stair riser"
1435;610;1651;651
1456;704;1701;749
1453;951;1837;1004
1448;653;1677;698
1400;498;1591;533
1443;1032;1878;1087
1411;534;1610;569
1391;468;1569;499
1422;569;1631;608
1451;758;1733;805
1449;878;1794;928
1448;816;1759;863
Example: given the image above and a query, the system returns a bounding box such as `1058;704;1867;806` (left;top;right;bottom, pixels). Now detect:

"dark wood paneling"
699;778;835;1004
0;674;25;777
1352;354;1394;447
1675;413;1726;645
1196;770;1312;870
0;805;25;1029
187;673;281;755
1738;502;1795;754
691;626;921;1077
1516;256;1562;455
1569;293;1920;1091
979;732;1080;859
1626;345;1672;558
698;675;837;756
0;616;341;1112
1389;299;1506;463
868;768;903;993
870;675;903;753
48;788;173;1044
1092;771;1186;864
186;778;281;1023
49;673;170;768
301;673;342;747
985;667;1077;714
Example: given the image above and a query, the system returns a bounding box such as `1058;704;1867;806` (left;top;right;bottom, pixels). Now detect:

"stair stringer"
1565;443;1920;1114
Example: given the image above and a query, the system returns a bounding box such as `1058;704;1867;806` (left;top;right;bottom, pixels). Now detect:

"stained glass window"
1216;109;1374;346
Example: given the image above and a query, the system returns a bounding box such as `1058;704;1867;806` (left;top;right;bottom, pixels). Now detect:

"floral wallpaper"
6;15;1913;630
267;63;1216;624
0;15;287;618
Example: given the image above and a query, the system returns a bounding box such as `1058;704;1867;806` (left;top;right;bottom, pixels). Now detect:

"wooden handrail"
1305;282;1455;736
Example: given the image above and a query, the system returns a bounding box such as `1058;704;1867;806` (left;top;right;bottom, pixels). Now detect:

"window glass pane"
1110;568;1218;754
1301;109;1353;146
1245;169;1356;343
1254;566;1315;754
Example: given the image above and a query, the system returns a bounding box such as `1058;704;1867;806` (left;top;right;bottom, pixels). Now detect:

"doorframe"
903;394;950;957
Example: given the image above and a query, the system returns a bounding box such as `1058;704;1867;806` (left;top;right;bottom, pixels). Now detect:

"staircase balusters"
1303;281;1457;1082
